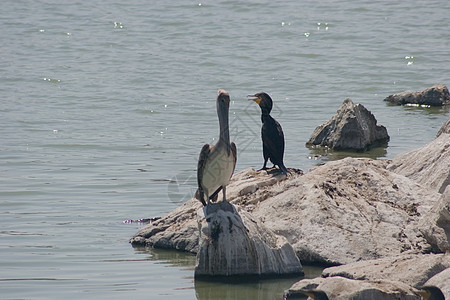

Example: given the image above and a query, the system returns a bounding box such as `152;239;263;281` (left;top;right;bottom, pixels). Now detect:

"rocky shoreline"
131;87;449;298
131;121;449;259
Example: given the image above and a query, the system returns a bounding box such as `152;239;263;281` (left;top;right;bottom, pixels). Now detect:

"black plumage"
249;92;288;175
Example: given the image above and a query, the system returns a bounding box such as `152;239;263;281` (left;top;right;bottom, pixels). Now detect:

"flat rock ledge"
195;201;303;278
306;98;389;151
384;84;450;106
285;276;419;300
285;253;450;300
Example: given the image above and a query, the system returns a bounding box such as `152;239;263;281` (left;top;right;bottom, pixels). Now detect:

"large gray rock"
285;276;419;300
250;158;444;265
384;84;450;106
306;98;389;151
131;159;446;266
194;201;303;277
388;118;450;193
387;119;450;252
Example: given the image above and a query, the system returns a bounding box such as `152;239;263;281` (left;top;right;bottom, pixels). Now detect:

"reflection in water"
194;277;300;300
133;246;197;268
307;145;388;164
194;265;323;300
391;104;449;116
135;247;324;300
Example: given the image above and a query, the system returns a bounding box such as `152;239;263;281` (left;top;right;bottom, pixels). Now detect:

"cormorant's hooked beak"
248;94;261;104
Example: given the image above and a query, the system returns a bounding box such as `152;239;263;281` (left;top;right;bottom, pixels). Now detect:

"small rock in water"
306;98;389;151
384;84;450;106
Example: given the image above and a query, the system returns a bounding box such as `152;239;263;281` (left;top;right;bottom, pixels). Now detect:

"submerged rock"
194;201;303;278
306;98;389;151
384;84;450;106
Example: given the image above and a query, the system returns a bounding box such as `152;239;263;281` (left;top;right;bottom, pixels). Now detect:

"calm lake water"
1;0;449;299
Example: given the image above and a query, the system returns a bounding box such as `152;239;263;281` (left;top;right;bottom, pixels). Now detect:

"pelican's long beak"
248;94;261;104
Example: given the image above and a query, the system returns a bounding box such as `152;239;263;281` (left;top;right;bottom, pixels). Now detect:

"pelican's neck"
217;102;230;146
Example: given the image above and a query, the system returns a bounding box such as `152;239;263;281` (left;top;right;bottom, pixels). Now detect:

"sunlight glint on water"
0;0;449;299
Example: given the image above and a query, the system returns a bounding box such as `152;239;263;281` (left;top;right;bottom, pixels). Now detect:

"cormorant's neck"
261;110;271;123
218;103;230;145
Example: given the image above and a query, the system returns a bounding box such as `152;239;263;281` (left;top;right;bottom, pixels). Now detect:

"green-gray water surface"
1;0;449;299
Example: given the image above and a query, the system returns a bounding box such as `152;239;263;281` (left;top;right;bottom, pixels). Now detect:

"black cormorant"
249;92;288;175
196;89;237;206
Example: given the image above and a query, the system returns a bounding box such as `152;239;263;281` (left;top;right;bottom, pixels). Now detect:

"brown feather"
195;144;210;206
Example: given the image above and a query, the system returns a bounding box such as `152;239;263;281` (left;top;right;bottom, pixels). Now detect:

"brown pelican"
248;92;288;175
195;89;237;206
